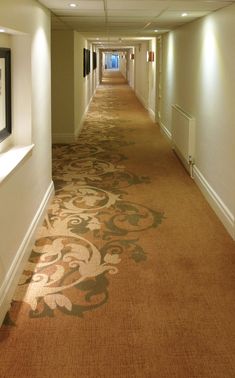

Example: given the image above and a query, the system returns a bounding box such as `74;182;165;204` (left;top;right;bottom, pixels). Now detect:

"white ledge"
0;144;34;184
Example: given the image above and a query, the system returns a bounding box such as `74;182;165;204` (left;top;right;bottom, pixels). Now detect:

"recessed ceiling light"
154;30;159;32
0;29;5;33
182;13;188;17
69;3;77;8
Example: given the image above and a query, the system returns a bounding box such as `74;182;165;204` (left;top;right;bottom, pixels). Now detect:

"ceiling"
38;0;234;47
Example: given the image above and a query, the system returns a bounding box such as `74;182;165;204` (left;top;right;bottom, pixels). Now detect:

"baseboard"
135;90;148;110
159;121;172;141
52;133;76;144
148;108;156;122
193;166;235;240
0;181;55;325
75;101;90;139
75;87;97;139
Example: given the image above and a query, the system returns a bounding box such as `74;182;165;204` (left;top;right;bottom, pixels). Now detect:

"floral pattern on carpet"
7;89;164;322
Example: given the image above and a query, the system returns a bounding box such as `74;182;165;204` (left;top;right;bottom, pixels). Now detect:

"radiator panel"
171;104;195;170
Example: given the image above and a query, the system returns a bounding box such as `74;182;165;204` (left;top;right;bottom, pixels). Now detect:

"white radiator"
171;104;195;175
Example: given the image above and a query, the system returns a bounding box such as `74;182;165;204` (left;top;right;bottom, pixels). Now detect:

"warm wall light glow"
200;19;219;93
182;13;188;17
154;30;159;33
147;51;154;62
0;29;5;33
69;3;77;7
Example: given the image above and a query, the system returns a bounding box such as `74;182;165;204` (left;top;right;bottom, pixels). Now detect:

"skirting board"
156;122;234;239
159;121;172;141
75;87;98;139
135;90;148;110
148;108;156;122
0;181;55;326
193;166;235;240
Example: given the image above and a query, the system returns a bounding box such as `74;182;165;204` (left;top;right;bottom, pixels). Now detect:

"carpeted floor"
1;70;235;377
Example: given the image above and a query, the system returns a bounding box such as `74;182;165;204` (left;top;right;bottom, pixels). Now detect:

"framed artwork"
83;48;91;77
0;48;11;142
83;48;87;77
87;49;90;75
93;51;97;70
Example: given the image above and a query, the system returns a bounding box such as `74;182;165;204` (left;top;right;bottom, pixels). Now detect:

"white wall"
134;39;157;121
160;5;235;238
128;48;135;90
148;38;157;121
119;53;127;79
0;0;53;323
52;30;98;142
74;34;98;137
135;42;149;109
51;31;74;141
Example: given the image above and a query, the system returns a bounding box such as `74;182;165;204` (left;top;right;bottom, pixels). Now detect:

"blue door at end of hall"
111;55;119;69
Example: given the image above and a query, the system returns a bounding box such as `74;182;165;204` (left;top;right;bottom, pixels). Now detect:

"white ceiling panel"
157;10;210;21
106;22;146;28
106;0;169;11
39;0;104;10
38;0;234;47
108;17;153;23
61;16;106;24
107;10;162;17
54;10;105;17
167;1;232;11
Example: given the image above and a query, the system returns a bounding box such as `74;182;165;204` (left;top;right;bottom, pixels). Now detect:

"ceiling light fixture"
69;3;77;8
154;30;159;33
182;13;188;17
0;29;5;33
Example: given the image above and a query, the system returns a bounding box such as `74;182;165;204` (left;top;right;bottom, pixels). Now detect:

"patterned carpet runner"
1;71;235;377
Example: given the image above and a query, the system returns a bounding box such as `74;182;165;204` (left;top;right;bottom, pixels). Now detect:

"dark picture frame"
93;51;97;70
87;49;90;75
0;48;11;142
83;48;91;77
83;48;87;77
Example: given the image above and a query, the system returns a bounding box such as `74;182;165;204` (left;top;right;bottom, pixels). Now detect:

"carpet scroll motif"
9;94;164;321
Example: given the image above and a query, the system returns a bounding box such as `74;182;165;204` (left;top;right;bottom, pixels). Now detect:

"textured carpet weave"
1;71;235;377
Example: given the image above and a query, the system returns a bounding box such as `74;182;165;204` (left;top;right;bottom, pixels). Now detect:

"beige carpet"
1;70;235;377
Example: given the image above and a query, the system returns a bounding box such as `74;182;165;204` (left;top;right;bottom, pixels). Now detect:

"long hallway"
1;71;235;377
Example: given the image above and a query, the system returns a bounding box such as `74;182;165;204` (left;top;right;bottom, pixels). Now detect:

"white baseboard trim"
135;90;148;110
53;87;98;143
52;133;76;144
75;87;98;139
193;166;235;240
148;108;156;122
159;121;172;141
0;181;55;325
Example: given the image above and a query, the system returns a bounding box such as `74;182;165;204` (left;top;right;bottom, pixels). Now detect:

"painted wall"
74;34;98;137
0;0;52;322
51;31;74;140
52;31;98;142
134;42;149;109
148;38;157;120
119;53;127;79
160;4;235;238
128;48;135;90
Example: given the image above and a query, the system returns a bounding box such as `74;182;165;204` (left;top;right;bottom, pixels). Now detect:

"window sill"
0;144;34;184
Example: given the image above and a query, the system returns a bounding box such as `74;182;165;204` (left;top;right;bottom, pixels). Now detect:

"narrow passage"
1;71;235;378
